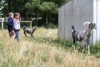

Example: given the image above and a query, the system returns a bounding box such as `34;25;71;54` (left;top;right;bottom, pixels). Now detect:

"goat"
72;22;96;55
23;26;36;38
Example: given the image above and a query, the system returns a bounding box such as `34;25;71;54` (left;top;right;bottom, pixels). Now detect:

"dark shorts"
8;28;15;37
8;26;14;32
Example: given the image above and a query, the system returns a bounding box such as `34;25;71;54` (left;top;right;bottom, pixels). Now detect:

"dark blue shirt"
7;17;14;32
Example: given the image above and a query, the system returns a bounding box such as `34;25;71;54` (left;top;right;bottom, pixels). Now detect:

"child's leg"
15;30;19;41
10;30;15;39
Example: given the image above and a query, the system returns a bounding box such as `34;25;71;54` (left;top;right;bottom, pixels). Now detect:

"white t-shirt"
13;18;20;30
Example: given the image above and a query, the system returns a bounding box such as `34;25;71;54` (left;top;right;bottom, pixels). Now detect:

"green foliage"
45;23;58;29
26;1;58;25
43;0;67;6
91;42;100;58
0;0;5;16
39;1;58;14
25;0;40;9
2;0;67;25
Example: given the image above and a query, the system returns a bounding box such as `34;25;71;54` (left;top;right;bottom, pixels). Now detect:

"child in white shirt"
13;13;20;41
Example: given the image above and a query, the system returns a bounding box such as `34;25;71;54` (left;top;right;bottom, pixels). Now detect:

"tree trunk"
35;8;38;26
46;13;48;26
8;0;11;12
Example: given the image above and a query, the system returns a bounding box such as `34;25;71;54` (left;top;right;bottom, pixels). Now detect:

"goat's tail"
72;25;75;30
72;25;76;33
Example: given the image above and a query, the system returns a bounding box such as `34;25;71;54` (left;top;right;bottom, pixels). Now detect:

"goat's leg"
87;45;90;55
86;38;90;55
24;31;27;37
31;34;34;38
72;39;76;50
81;41;86;53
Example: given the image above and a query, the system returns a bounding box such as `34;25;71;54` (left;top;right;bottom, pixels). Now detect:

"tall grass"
0;27;100;67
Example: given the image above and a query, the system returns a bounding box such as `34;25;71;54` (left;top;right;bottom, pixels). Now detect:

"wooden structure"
58;0;100;44
0;18;4;29
21;21;32;28
0;18;32;29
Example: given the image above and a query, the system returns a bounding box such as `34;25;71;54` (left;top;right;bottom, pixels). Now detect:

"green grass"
90;42;100;58
0;27;100;67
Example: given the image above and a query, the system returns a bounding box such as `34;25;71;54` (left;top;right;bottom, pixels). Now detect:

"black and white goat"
72;22;96;55
23;26;36;38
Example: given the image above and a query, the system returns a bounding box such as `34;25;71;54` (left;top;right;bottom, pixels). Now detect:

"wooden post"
30;21;32;28
20;21;32;28
0;18;4;30
1;20;4;29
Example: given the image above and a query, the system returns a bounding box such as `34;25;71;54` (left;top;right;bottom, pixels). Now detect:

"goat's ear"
88;22;92;25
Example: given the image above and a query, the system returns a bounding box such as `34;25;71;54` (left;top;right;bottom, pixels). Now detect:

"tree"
39;1;58;25
25;0;67;26
25;0;41;25
0;0;6;16
25;0;40;9
41;0;67;6
1;0;68;26
2;0;30;18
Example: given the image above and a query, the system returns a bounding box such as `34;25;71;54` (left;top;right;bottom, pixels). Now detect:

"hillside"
0;27;100;67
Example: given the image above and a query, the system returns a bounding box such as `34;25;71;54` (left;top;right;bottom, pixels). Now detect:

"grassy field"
0;27;100;67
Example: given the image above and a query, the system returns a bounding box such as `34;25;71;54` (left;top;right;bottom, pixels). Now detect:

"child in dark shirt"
7;12;15;37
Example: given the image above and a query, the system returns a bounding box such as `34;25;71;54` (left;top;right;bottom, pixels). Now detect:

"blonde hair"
14;13;20;17
8;12;14;17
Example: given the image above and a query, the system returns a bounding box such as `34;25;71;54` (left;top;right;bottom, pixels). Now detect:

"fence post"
0;18;4;30
30;21;32;28
1;20;4;29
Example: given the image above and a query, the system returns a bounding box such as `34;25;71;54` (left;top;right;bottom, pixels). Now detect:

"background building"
58;0;100;44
